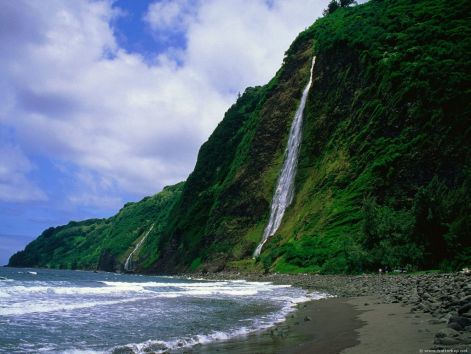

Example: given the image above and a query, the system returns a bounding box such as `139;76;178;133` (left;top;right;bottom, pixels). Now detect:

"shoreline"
192;297;363;354
182;271;471;353
191;295;447;354
4;267;470;353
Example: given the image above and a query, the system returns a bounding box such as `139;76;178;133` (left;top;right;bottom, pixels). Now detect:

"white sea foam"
99;280;230;288
0;284;152;297
0;268;329;354
112;290;328;354
0;295;164;316
0;278;305;317
61;350;105;354
0;280;292;318
97;279;291;298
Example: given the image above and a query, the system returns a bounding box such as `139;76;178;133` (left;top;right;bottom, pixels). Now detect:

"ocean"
0;267;325;353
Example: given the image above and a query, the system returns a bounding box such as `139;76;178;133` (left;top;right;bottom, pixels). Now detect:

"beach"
189;272;471;353
2;267;470;353
193;297;362;354
193;296;443;354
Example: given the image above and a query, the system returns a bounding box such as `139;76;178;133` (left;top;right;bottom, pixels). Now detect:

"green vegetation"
260;0;471;273
8;183;184;271
323;0;356;16
150;32;316;273
9;0;470;274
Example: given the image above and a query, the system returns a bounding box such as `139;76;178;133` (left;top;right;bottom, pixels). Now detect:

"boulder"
451;315;471;327
435;337;461;345
458;303;471;315
436;328;460;338
448;321;463;331
458;334;471;344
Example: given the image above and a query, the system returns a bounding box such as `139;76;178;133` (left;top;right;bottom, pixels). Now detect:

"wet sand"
193;297;361;354
343;296;443;354
193;296;443;354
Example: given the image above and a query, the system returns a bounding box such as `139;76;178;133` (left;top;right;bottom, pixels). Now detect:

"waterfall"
254;56;316;257
124;224;154;272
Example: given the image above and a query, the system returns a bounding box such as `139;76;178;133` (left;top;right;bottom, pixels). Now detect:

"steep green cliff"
263;0;471;273
9;0;470;273
152;0;470;273
8;183;184;271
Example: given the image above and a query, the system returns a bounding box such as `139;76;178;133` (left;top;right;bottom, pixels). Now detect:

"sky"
0;0;332;265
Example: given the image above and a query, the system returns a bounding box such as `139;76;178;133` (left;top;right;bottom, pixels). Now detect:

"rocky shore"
187;271;471;351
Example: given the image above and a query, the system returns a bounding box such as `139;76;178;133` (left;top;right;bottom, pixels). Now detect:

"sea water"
0;267;325;353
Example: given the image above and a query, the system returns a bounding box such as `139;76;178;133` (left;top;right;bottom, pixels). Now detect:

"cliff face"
153;0;470;273
8;183;184;271
151;33;316;273
10;0;471;273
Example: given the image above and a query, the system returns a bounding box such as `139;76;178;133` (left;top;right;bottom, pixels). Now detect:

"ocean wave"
0;295;167;316
100;279;291;295
0;280;282;299
110;329;252;354
60;350;105;354
0;284;153;297
110;291;328;354
99;280;231;288
0;279;309;316
0;268;329;353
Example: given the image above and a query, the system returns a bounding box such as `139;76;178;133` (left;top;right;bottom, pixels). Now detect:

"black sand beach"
188;272;471;353
195;297;362;354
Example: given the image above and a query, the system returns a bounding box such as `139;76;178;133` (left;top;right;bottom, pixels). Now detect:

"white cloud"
184;0;326;93
144;0;195;34
0;145;47;202
0;0;328;207
68;193;123;210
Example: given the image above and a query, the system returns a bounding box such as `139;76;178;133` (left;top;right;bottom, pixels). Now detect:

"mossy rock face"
10;0;471;274
154;0;470;273
149;30;316;273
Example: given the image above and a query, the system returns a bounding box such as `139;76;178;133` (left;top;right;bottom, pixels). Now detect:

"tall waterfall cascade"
254;56;316;257
124;224;154;271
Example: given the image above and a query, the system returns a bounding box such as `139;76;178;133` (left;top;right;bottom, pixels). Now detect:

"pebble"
435;337;461;345
458;303;471;315
436;328;460;338
185;271;471;349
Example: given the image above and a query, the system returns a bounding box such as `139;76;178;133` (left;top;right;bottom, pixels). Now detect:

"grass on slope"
8;183;184;271
258;0;471;273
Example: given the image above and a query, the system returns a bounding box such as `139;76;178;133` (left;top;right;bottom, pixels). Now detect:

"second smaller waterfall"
124;224;154;272
254;56;316;257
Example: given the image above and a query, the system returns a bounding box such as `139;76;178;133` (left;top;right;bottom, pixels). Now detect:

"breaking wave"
111;291;327;354
0;268;328;353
